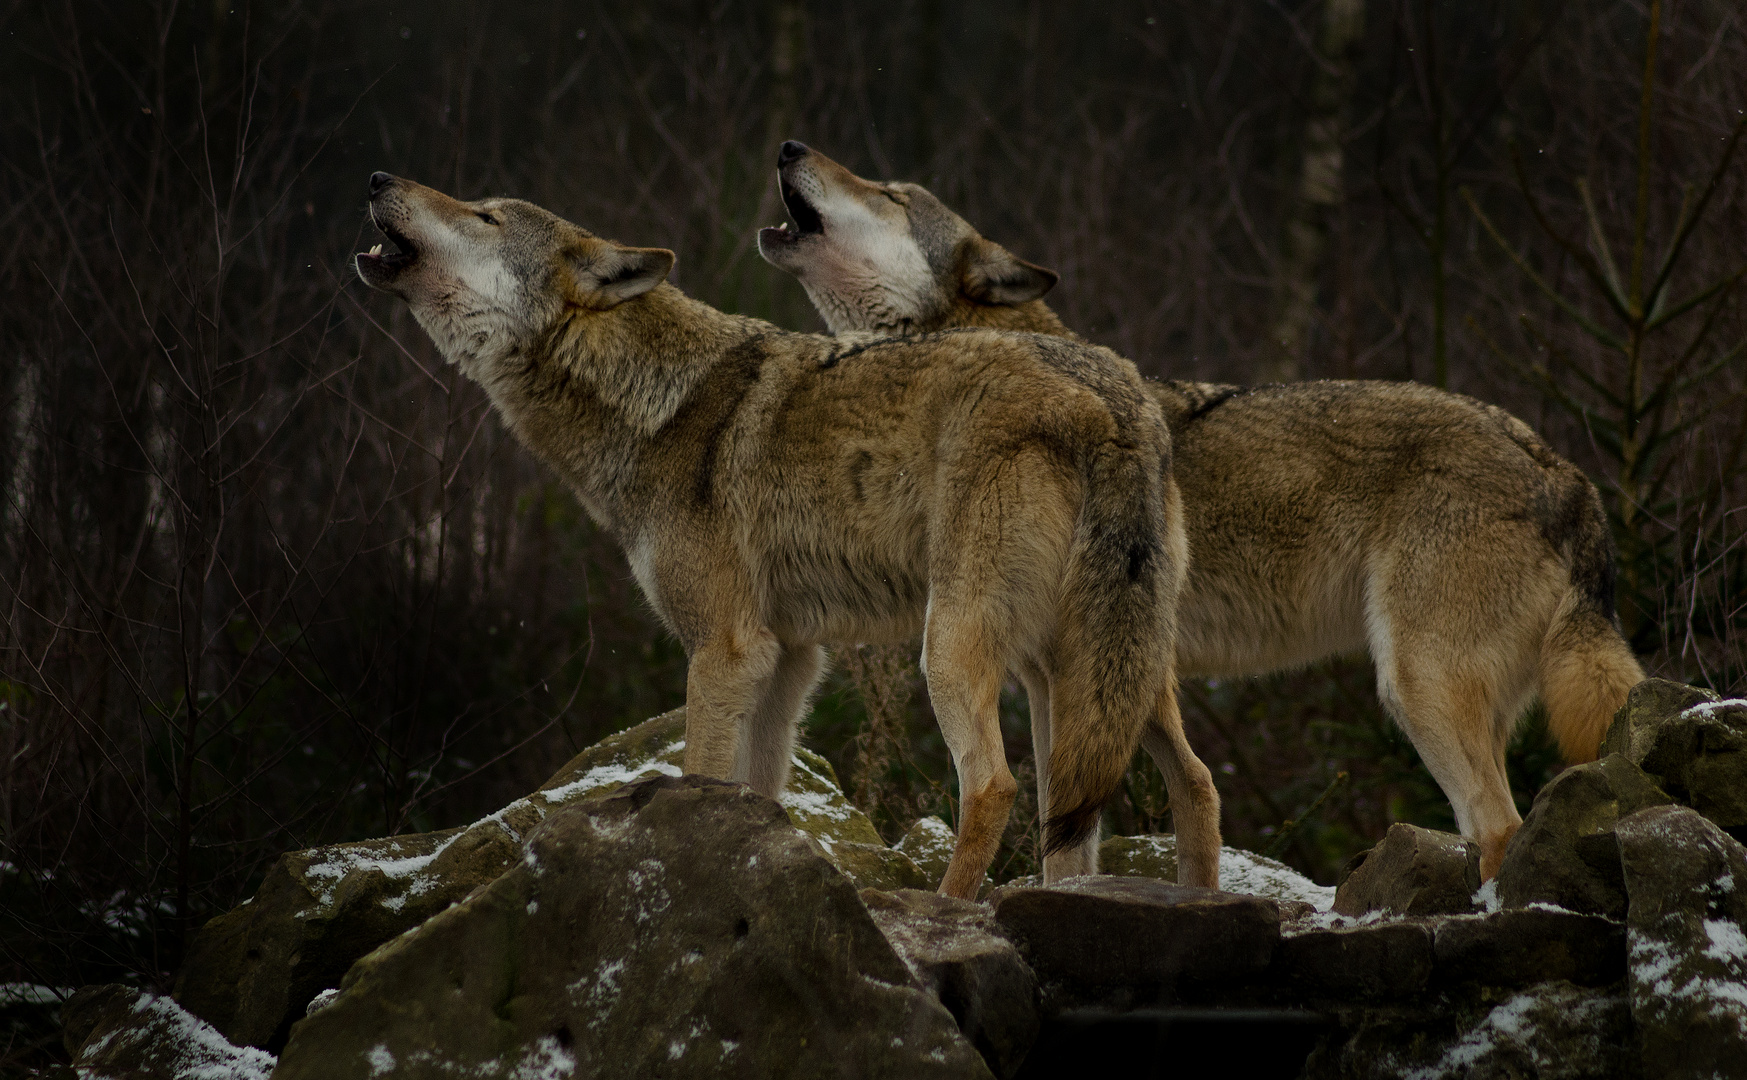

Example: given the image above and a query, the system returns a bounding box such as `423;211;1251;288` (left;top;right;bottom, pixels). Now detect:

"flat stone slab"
1274;922;1435;1000
1432;908;1626;989
989;876;1279;1006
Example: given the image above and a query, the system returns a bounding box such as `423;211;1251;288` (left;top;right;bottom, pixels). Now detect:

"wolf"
353;172;1222;897
757;142;1646;879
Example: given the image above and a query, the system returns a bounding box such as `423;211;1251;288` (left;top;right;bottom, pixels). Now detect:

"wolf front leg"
682;627;784;780
732;642;827;798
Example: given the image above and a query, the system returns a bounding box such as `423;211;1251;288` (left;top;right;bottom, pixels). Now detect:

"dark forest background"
2;0;1744;1058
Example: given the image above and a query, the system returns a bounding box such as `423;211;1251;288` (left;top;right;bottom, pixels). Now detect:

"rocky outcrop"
1333;823;1479;917
61;984;275;1080
173;707;924;1050
1617;804;1747;1076
1494;754;1672;918
862;888;1037;1078
1604;679;1747;841
274;775;990;1080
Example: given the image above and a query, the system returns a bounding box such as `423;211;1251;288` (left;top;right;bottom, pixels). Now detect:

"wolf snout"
777;141;810;167
369;171;396;194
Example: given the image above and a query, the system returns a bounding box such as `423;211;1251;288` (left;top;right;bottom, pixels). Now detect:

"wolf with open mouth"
354;171;1222;896
757;142;1646;880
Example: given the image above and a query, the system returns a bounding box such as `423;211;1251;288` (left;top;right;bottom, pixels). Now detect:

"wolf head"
355;173;674;371
756;142;1058;334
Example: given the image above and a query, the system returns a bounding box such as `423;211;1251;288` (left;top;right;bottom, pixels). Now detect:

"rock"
1273;922;1435;1000
862;888;1038;1079
989;876;1278;1006
896;815;958;883
1333;823;1479;918
1432;908;1626;989
1308;980;1636;1080
1495;755;1673;919
274;775;991;1080
61;984;276;1080
1099;833;1336;910
1603;680;1747;840
175;707;915;1048
1601;677;1719;759
1616;804;1747;1076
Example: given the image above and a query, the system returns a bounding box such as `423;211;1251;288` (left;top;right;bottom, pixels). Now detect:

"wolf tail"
1537;479;1645;763
1042;436;1180;856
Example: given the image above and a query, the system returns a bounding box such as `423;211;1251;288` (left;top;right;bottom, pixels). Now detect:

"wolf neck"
489;283;757;533
923;297;1076;339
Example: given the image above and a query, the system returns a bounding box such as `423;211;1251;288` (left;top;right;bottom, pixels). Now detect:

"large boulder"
1306;980;1636;1080
862;889;1038;1078
1333;823;1479;917
1098;833;1335;910
1616;804;1747;1076
1603;679;1747;841
1495;755;1673;918
174;708;920;1049
60;984;276;1080
273;775;990;1079
989;876;1279;1008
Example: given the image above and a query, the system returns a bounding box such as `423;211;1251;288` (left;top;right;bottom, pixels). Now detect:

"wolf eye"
884;190;907;205
476;211;499;225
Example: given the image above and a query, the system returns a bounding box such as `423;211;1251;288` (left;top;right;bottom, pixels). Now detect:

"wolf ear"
572;244;676;308
962;238;1059;306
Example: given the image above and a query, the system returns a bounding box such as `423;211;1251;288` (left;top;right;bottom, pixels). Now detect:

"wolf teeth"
369;244;383;256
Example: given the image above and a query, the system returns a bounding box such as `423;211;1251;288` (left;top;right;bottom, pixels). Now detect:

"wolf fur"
757;143;1646;879
354;173;1215;898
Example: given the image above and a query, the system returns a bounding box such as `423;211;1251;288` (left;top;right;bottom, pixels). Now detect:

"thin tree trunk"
1263;0;1366;383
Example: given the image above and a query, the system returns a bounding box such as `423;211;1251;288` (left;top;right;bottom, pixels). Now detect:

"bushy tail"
1043;440;1179;855
1538;484;1645;763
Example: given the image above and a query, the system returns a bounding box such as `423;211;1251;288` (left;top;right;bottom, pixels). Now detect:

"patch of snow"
0;983;68;1007
302;832;463;910
305;988;341;1017
1215;847;1335;910
1702;917;1747;964
1680;698;1747;720
1399;985;1621;1080
536;742;686;805
508;1034;578;1079
366;1043;396;1076
778;785;857;823
1473;878;1501;913
84;992;276;1080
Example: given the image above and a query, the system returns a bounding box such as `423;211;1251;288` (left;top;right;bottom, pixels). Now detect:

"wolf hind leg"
1377;652;1525;881
732;643;827;798
926;605;1018;900
1140;685;1221;888
1022;664;1100;882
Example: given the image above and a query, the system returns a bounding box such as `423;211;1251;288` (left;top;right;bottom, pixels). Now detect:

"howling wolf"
354;172;1221;896
758;142;1644;878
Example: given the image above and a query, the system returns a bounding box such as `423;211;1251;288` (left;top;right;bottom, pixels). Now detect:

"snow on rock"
1099;833;1336;910
62;984;277;1080
1617;804;1747;1074
1385;981;1633;1080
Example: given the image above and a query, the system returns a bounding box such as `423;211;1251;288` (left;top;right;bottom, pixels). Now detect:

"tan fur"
354;175;1200;898
757;144;1647;880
